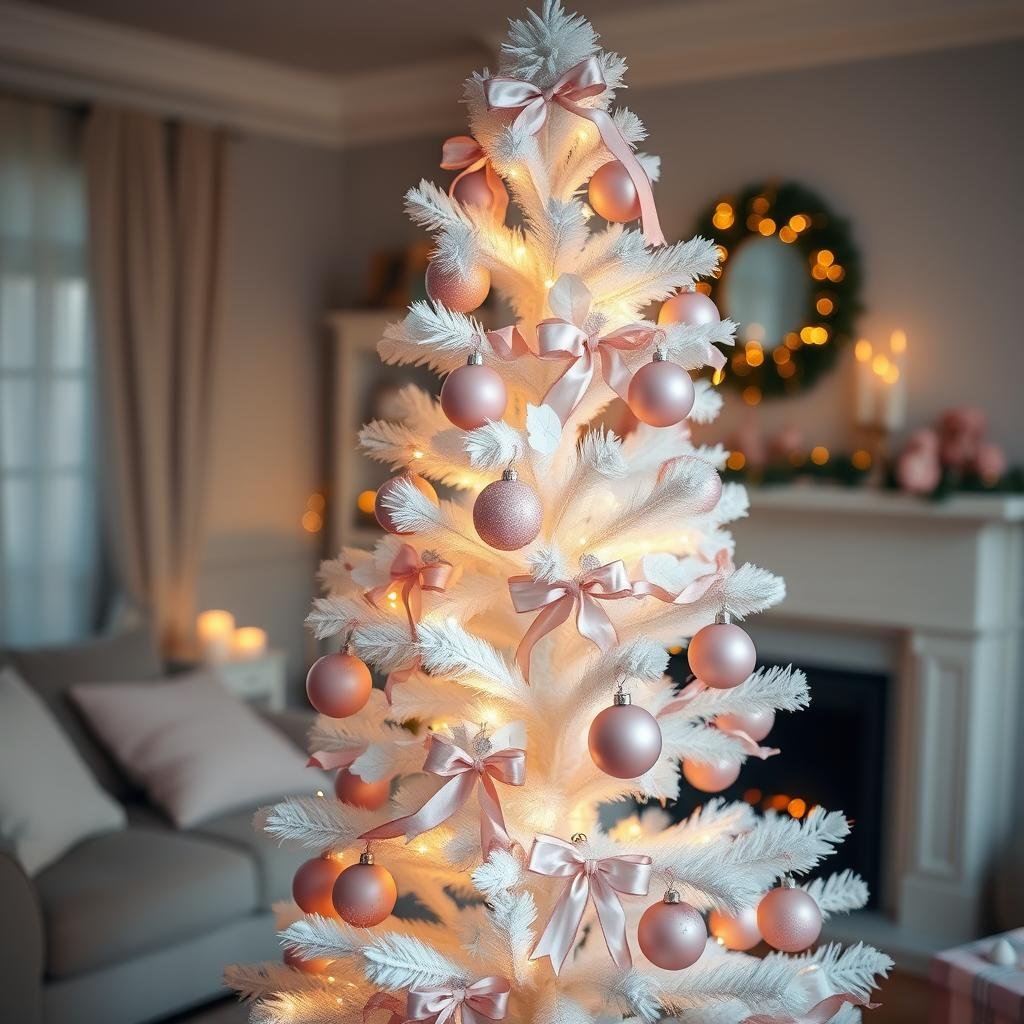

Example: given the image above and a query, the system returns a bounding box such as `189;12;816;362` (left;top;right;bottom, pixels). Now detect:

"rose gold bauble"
658;289;720;327
440;354;508;430
682;755;741;793
757;885;822;952
638;892;707;970
452;167;494;210
284;948;332;975
305;653;372;718
425;260;491;313
714;707;775;742
292;854;345;917
332;853;398;928
708;905;762;951
374;472;438;534
588;160;641;223
687;617;757;690
588;693;663;779
334;768;391;811
627;355;695;427
472;468;542;551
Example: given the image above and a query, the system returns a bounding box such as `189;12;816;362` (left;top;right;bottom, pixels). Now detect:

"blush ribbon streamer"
366;544;454;637
740;993;880;1023
484;57;665;246
358;734;525;855
481;324;532;361
528;835;652;974
509;560;633;682
441;135;509;222
405;976;511;1024
307;744;365;772
363;993;405;1024
631;548;735;607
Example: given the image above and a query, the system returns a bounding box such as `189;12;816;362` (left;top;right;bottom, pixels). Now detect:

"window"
0;95;100;644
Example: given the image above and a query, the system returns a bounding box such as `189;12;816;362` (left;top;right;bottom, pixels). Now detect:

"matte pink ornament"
440;352;507;430
334;768;391;811
588;160;641;223
638;890;707;970
708;904;762;951
305;653;373;718
682;755;741;793
374;472;438;535
472;468;542;551
332;852;398;928
658;289;720;327
292;854;345;917
714;707;775;742
425;260;490;313
452;166;495;210
687;615;757;690
627;353;695;427
588;693;663;779
757;884;822;952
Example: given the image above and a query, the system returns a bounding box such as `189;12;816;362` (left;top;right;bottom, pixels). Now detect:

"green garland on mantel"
693;181;863;400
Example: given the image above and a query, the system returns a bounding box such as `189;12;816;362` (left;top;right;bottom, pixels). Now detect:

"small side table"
208;650;288;711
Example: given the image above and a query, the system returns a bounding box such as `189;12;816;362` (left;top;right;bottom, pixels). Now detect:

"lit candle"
231;627;268;660
853;338;875;426
885;330;908;432
197;610;235;664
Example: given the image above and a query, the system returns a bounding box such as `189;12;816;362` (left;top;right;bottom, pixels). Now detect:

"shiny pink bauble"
305;653;372;718
757;886;822;952
284;947;332;975
708;905;762;951
374;472;438;534
292;855;345;917
638;897;707;970
588;702;663;779
472;476;542;551
687;622;756;690
627;359;695;427
682;755;741;793
425;260;491;313
440;362;507;430
334;768;391;811
658;290;720;327
714;707;775;742
588;160;640;223
452;167;495;210
332;860;398;928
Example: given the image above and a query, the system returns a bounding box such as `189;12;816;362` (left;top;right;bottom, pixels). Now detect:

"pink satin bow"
632;548;735;607
484;57;665;246
481;324;532;361
528;835;652;974
358;734;525;855
740;993;880;1023
405;977;511;1024
363;993;405;1024
366;544;454;637
509;560;633;682
441;136;509;223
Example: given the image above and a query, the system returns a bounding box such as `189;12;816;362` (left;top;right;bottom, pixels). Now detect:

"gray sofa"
0;627;308;1024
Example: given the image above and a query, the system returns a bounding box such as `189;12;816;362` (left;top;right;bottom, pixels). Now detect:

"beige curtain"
84;108;227;655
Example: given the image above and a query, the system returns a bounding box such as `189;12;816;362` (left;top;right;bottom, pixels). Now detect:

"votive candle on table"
231;626;268;660
197;609;235;663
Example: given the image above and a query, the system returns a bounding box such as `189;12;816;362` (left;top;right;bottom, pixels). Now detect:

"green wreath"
693;181;863;400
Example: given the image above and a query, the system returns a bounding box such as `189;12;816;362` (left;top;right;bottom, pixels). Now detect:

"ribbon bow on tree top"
359;723;526;855
484;56;665;246
528;835;652;974
404;977;512;1024
536;274;663;422
441;135;509;223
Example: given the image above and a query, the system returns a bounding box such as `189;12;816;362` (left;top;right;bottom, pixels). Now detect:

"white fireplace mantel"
732;485;1024;969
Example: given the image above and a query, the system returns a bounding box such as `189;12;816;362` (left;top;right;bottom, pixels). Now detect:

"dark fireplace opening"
667;656;889;909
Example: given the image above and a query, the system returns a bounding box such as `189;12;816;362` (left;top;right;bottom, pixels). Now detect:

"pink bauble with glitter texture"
714;707;775;742
708;904;762;951
682;755;741;793
333;856;398;928
638;895;707;970
472;470;542;550
588;699;663;779
440;357;507;430
334;768;391;811
588;160;641;223
292;854;345;917
757;886;822;952
425;260;490;313
687;621;756;689
658;289;720;327
374;472;438;534
306;653;372;718
627;357;695;427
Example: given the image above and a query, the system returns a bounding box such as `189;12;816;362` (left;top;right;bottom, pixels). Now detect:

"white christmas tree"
227;4;891;1021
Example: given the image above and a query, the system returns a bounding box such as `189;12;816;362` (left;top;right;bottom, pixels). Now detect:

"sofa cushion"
35;826;258;978
7;625;163;799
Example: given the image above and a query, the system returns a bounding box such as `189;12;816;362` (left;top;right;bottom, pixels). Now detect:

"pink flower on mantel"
903;427;940;455
974;441;1007;484
939;407;987;468
896;446;941;495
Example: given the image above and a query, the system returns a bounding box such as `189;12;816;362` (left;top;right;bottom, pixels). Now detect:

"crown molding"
1;0;1022;150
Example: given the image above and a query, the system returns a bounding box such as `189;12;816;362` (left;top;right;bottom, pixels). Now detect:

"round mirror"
693;181;862;400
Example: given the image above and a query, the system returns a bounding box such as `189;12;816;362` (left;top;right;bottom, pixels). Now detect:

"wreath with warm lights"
694;181;862;400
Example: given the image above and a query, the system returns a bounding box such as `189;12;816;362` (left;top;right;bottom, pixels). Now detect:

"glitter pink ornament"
588;160;641;223
440;352;507;430
714;707;775;742
687;613;757;689
588;691;663;779
637;889;707;969
757;882;822;952
425;260;490;313
472;468;542;551
682;754;740;793
708;904;762;951
292;854;345;917
332;852;398;928
627;352;695;427
305;652;372;718
374;471;438;535
658;288;720;327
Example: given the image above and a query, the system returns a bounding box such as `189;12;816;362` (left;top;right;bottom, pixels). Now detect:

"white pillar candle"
853;339;875;427
231;627;268;660
197;609;235;664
